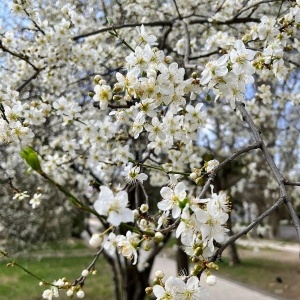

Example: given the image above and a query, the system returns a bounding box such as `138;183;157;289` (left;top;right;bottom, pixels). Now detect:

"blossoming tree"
0;0;300;299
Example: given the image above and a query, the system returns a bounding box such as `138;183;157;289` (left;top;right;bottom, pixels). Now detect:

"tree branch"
283;180;300;187
73;21;174;41
16;68;43;93
210;196;285;262
237;102;300;243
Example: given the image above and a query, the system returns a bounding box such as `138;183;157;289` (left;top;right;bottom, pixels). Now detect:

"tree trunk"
176;240;189;275
227;212;240;265
269;207;280;239
124;264;151;300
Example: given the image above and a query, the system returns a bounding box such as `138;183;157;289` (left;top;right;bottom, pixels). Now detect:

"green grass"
217;256;300;299
0;254;113;300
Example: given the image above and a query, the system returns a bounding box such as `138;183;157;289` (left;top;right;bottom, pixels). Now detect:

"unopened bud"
164;56;173;64
192;72;198;79
94;75;102;84
89;234;103;248
189;172;197;181
113;95;122;101
194;264;202;272
206;275;217;286
145;287;153;294
113;83;124;93
76;290;85;298
194;246;203;256
154;232;164;244
155;270;164;279
140;204;149;213
81;269;89;277
191;256;199;263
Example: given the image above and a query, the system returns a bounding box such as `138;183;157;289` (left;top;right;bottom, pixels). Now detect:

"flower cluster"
93;186;134;226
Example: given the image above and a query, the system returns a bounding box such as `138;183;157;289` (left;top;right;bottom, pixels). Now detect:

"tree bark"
227;213;241;265
176;240;189;275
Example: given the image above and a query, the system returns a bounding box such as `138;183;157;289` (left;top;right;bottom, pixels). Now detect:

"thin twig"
72;247;104;286
172;0;182;19
182;21;191;67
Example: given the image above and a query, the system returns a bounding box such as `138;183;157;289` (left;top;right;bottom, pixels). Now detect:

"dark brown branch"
283;180;300;187
198;142;262;198
73;21;174;41
172;0;182;19
237;102;300;243
16;68;42;93
189;50;219;60
24;8;45;35
184;63;204;71
287;59;300;68
73;17;260;41
189;17;260;25
0;40;39;71
233;0;282;19
210;196;285;262
0;103;10;124
160;218;181;235
93;101;136;109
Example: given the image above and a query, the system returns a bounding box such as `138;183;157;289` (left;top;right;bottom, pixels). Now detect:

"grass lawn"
0;254;113;300
218;250;300;300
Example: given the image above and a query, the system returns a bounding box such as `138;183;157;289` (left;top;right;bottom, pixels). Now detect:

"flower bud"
192;72;198;79
191;256;199;263
154;232;164;244
145;287;153;294
113;95;122;101
113;83;124;93
140;204;149;213
206;275;217;286
81;269;89;277
194;246;203;256
164;56;173;64
155;270;164;279
189;172;197;181
76;290;85;298
94;75;102;84
193;264;201;272
89;234;103;248
191;269;200;276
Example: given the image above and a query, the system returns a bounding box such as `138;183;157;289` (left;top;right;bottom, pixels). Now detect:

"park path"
151;255;283;300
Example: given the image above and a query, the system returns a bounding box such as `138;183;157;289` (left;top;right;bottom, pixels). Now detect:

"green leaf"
20;147;42;173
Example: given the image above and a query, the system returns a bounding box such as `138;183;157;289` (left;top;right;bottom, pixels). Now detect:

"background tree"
0;0;300;299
